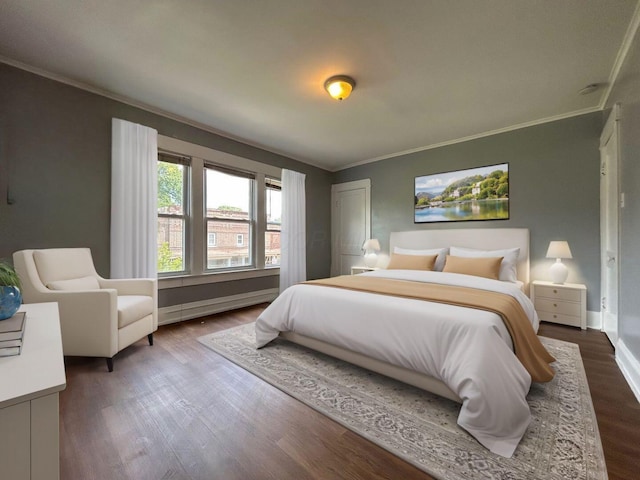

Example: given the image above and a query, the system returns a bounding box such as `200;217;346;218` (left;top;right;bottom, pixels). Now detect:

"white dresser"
0;302;66;480
531;280;587;330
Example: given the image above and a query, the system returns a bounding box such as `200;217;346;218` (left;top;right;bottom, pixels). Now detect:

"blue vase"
0;286;22;320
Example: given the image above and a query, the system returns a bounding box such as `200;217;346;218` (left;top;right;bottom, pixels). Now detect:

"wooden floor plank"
58;305;640;480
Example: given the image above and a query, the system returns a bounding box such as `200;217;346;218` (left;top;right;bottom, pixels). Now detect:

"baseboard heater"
158;288;278;325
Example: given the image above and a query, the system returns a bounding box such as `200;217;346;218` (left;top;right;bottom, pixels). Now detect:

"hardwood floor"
59;305;640;480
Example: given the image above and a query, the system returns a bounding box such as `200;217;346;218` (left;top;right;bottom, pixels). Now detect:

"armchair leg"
106;358;114;372
148;333;154;346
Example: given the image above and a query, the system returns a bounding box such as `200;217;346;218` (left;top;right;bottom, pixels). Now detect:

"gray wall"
334;113;603;311
0;64;332;307
606;28;640;358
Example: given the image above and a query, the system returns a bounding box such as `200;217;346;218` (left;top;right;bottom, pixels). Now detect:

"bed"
255;228;552;458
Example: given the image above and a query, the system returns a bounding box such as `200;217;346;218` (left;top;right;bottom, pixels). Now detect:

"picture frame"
414;163;509;223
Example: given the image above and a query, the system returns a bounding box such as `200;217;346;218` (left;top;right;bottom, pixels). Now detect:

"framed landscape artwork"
414;163;509;223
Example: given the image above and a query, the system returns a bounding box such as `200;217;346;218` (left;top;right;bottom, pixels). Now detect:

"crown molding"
0;56;327;171
600;0;640;109
335;106;602;172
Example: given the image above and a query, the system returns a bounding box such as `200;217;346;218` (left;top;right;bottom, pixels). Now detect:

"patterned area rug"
198;323;607;480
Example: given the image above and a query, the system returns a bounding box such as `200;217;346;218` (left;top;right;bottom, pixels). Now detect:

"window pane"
206;221;251;269
266;184;281;231
266;181;281;266
157;217;185;273
205;167;253;270
158;161;185;215
265;231;281;266
206;168;251;219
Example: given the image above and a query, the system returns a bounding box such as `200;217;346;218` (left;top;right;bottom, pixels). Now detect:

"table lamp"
546;241;572;284
362;239;381;268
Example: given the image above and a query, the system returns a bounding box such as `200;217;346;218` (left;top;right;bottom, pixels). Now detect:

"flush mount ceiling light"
324;75;356;101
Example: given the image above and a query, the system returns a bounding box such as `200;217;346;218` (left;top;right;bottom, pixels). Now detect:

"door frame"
331;179;371;277
600;103;621;346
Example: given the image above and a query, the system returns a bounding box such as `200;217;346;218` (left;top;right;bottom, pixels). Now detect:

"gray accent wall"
334;113;603;311
0;64;332;308
606;28;640;359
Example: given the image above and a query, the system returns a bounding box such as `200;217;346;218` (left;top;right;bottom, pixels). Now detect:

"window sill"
159;267;279;290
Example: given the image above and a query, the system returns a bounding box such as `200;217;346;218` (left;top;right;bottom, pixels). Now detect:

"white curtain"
280;169;306;291
110;118;158;278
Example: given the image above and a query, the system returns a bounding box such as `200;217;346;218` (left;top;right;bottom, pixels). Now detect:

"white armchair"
13;248;157;372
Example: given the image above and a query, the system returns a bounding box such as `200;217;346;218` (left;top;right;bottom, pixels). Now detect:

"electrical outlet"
620;192;625;208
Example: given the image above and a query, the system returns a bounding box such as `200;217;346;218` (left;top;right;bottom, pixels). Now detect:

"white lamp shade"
546;241;572;259
362;238;380;251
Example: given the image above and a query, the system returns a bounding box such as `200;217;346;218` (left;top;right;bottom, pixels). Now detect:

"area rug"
198;323;607;480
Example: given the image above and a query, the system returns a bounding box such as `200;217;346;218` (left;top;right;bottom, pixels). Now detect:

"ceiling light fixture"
324;75;355;101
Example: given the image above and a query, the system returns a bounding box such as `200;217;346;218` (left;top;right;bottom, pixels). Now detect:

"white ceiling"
0;1;638;171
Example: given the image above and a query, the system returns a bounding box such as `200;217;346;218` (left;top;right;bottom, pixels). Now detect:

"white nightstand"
530;280;587;330
350;266;379;275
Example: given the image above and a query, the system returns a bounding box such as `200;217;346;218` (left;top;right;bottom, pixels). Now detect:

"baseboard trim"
587;310;602;330
616;338;640;403
159;288;278;326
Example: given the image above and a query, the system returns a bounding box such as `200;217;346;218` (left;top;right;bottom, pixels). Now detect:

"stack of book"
0;311;26;357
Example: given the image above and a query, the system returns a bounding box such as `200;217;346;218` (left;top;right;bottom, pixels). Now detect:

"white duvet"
255;269;544;458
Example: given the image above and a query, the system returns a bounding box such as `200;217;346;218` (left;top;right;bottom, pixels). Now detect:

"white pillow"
449;246;519;283
393;246;449;271
47;276;101;291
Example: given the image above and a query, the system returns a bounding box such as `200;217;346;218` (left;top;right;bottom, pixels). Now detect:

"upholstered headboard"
389;228;530;288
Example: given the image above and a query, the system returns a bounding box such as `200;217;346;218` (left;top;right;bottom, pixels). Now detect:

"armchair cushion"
117;295;154;329
47;276;101;291
33;248;98;285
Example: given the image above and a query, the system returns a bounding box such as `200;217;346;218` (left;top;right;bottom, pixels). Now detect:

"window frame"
156;135;281;283
265;177;282;268
204;163;255;272
157;152;191;276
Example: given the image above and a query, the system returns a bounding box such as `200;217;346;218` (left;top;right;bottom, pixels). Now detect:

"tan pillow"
442;255;503;280
386;253;437;271
47;276;101;291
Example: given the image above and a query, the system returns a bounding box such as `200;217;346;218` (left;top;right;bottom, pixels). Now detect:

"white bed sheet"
255;270;544;458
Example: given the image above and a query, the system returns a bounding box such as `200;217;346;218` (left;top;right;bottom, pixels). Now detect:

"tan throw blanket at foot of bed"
306;275;556;382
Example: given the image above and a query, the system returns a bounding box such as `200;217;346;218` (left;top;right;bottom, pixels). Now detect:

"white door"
331;179;371;276
600;104;620;347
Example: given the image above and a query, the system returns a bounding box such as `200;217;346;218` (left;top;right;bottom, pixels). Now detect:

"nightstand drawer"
534;298;581;316
537;310;582;328
533;285;582;302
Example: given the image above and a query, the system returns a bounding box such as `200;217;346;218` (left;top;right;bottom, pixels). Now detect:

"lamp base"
364;253;378;268
549;260;568;284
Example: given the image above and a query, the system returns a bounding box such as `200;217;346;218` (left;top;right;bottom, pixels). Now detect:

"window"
157;135;281;277
265;178;281;267
157;153;189;274
205;166;253;271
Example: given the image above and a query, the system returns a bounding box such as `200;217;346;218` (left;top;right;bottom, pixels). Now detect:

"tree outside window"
157;157;187;274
